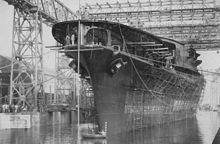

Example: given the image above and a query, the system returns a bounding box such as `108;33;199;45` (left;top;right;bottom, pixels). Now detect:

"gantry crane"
3;0;77;111
82;0;220;50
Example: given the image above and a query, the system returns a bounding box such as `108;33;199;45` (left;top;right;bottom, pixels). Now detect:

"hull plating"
69;49;204;134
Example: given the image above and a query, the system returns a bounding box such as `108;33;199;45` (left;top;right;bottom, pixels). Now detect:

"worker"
65;35;71;45
15;105;19;113
2;104;6;113
5;103;9;113
71;34;75;45
10;104;15;113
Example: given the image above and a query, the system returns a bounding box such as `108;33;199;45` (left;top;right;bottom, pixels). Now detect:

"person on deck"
65;35;71;45
71;34;75;45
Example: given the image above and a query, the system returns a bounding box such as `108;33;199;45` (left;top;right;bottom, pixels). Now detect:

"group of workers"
0;103;20;113
65;34;76;46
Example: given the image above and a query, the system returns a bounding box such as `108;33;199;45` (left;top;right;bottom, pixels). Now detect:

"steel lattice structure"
82;0;220;50
5;0;77;26
8;6;44;111
54;53;76;106
3;0;76;111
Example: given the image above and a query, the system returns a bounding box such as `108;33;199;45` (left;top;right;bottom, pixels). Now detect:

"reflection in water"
81;139;107;144
197;111;220;144
0;111;219;144
109;111;220;144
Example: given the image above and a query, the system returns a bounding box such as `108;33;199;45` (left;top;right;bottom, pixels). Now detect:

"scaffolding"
9;5;44;111
83;0;220;50
54;52;75;107
3;0;76;111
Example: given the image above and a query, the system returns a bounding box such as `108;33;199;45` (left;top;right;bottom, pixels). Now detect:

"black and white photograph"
0;0;220;144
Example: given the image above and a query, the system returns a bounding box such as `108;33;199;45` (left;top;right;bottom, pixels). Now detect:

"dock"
0;113;31;129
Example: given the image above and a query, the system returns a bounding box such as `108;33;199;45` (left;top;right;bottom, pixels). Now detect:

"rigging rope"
0;50;55;71
118;23;173;107
0;61;19;71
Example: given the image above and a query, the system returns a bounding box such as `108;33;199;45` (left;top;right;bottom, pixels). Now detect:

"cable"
42;50;56;56
41;68;73;83
118;23;173;106
205;78;220;84
117;24;214;108
0;61;19;70
0;62;73;85
198;69;220;75
128;52;220;76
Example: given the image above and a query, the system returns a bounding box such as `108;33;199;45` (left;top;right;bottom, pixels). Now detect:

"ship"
51;20;205;134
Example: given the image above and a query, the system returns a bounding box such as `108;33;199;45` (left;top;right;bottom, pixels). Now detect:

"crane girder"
4;0;77;26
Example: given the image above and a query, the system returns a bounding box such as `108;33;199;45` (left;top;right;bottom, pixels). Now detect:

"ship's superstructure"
52;20;205;134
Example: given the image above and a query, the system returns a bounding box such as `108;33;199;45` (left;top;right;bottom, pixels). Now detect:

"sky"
0;0;220;104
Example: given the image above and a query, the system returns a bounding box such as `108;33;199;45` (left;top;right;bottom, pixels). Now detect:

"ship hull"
67;48;204;134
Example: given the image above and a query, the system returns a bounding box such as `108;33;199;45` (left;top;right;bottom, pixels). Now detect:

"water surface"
0;111;219;144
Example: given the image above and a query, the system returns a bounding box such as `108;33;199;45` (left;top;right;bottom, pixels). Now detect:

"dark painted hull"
67;47;204;134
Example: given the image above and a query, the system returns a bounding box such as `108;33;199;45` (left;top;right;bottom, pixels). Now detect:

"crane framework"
3;0;77;111
83;0;220;50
